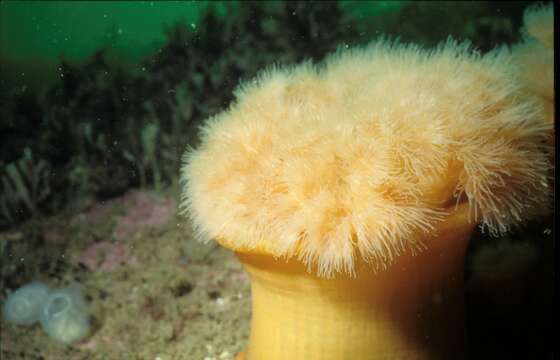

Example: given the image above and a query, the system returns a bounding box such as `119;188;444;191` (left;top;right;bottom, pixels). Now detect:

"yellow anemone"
180;6;553;359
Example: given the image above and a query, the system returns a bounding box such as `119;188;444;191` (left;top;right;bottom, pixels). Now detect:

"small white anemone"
38;283;91;345
2;281;49;325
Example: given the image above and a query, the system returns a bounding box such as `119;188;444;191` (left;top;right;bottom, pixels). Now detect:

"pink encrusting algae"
112;191;176;241
75;241;138;272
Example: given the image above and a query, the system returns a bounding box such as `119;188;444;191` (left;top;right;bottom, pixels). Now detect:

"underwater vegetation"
1;148;51;225
0;1;360;229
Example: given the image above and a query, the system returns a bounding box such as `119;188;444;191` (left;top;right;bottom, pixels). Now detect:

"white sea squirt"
38;283;91;345
2;281;50;325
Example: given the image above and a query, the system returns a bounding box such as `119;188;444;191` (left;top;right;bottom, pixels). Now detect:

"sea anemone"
511;2;554;124
2;282;49;325
180;8;553;360
39;283;91;345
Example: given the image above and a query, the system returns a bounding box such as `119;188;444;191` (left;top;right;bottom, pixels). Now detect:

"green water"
0;1;407;94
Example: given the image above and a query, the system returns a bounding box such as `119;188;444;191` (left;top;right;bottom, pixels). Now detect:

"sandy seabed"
1;188;251;360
